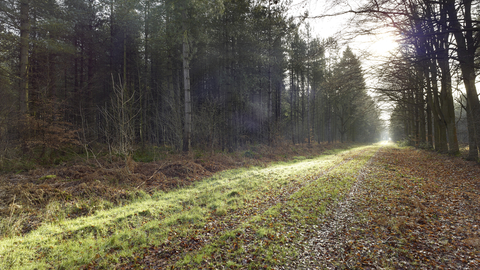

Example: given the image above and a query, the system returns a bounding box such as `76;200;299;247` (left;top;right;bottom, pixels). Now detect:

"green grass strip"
0;145;373;269
174;145;380;269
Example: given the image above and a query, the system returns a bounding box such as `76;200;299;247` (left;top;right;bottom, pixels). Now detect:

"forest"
0;0;479;269
0;0;382;162
2;0;478;162
368;0;480;159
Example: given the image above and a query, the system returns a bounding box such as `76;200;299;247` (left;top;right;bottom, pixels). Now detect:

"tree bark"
19;0;30;114
424;38;448;152
182;29;191;152
466;102;478;161
424;67;434;148
436;4;459;154
446;0;480;158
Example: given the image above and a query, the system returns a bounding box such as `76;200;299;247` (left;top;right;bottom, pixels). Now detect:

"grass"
0;144;378;269
175;145;379;269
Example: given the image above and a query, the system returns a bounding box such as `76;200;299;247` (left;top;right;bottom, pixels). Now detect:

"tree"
1;0;387;160
347;0;464;153
308;37;326;143
19;0;29;114
326;47;368;142
445;0;480;159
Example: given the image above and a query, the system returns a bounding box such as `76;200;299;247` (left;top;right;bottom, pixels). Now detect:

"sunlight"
0;146;372;269
368;31;399;57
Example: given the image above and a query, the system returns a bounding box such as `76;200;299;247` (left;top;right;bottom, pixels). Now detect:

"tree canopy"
324;0;480;159
0;0;385;161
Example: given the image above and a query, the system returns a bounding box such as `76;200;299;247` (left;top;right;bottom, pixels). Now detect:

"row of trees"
350;0;479;160
0;0;382;160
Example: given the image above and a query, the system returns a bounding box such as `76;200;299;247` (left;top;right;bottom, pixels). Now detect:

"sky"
288;0;400;123
288;0;399;63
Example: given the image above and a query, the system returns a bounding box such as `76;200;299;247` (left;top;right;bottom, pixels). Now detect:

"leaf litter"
292;146;480;269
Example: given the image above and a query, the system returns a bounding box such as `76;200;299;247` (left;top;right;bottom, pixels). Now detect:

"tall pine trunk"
182;29;191;152
19;0;30;114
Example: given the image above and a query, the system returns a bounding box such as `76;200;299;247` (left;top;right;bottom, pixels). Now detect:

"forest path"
290;144;376;269
2;144;479;269
158;143;480;269
292;145;480;269
0;144;377;270
125;145;379;269
137;144;382;269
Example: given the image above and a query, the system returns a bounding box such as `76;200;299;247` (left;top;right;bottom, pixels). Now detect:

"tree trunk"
462;72;480;158
311;84;316;143
290;67;295;144
436;5;459;154
425;39;448;152
267;3;273;145
416;76;426;145
182;30;191;152
446;0;480;158
431;80;448;153
141;0;150;147
466;102;478;161
424;68;434;148
268;64;272;145
19;0;30;114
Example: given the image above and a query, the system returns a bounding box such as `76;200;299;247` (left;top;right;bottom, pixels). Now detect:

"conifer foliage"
0;0;382;158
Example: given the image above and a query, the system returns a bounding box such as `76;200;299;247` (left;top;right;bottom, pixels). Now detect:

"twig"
135;181;146;189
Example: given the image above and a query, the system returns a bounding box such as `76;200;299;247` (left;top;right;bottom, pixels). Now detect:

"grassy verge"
0;144;376;269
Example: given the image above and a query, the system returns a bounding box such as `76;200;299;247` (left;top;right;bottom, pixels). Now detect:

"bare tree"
102;75;139;158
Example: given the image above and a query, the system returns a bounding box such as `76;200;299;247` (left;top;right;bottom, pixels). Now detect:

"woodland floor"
1;143;479;269
0;142;345;234
136;145;480;269
291;145;480;269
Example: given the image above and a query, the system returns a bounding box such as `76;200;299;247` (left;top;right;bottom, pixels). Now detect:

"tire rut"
281;147;381;269
137;148;372;269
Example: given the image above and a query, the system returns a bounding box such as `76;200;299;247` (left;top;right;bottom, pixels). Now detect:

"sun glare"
368;32;399;57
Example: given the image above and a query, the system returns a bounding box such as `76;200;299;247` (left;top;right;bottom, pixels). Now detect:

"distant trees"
326;47;375;143
0;0;382;160
286;30;382;145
